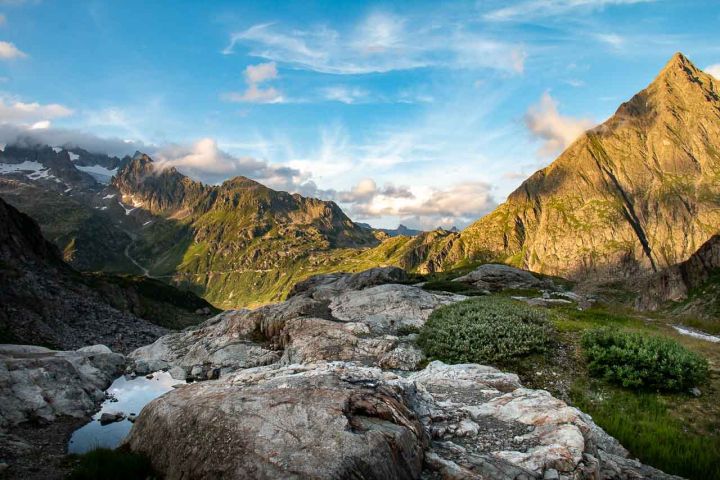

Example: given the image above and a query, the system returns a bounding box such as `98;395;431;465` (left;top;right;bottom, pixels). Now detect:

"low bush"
581;329;708;391
67;448;156;480
418;297;552;364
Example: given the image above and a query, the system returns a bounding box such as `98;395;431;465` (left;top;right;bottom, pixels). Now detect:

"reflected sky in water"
68;371;184;454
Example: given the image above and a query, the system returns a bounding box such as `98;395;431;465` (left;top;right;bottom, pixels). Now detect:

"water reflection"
68;370;184;454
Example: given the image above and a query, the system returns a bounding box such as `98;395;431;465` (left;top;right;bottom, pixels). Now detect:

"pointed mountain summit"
420;53;720;280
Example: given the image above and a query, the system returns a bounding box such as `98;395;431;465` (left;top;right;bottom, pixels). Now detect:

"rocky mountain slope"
415;53;720;280
0;196;214;352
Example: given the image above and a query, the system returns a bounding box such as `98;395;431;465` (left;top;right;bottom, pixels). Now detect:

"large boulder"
288;266;409;300
125;362;426;480
125;361;679;480
0;344;124;428
453;264;553;292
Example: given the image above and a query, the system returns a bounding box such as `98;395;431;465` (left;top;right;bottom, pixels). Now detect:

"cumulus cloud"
0;40;25;59
154;137;304;187
222;61;284;104
223;13;526;75
524;92;595;156
706;64;720;80
328;180;495;230
0;98;73;123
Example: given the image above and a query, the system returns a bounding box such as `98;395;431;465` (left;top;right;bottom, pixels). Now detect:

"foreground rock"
453;264;553;292
0;344;124;428
126;361;678;480
130;268;464;377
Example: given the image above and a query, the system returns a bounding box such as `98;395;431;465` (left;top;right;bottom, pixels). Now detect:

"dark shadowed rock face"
636;234;720;311
0;196;167;352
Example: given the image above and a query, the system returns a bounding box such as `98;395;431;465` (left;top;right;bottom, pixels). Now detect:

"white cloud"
595;33;624;48
0;40;25;59
0;98;74;123
154;137;304;188
706;64;720;80
222;61;284;104
484;0;656;22
343;180;496;230
524;92;595;156
323;86;369;104
0;14;6;26
29;120;50;129
223;13;526;75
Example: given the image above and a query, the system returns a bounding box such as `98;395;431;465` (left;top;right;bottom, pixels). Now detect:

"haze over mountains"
1;53;719;309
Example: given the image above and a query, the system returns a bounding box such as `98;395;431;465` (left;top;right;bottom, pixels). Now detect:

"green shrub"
418;297;552;364
581;329;708;391
67;448;156;480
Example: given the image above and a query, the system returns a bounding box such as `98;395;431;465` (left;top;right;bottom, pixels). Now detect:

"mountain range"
1;53;718;308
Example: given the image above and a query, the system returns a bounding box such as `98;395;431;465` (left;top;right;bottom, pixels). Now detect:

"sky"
1;0;719;229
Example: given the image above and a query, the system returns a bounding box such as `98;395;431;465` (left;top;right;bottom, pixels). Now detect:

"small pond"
68;370;184;454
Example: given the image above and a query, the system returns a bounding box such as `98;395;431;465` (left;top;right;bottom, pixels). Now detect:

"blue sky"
1;0;719;229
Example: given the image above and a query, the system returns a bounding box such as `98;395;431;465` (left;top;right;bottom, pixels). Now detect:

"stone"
453;264;552;292
287;266;409;300
329;284;465;334
543;468;559;479
168;366;187;381
690;387;702;397
125;363;425;480
99;412;125;425
0;345;124;429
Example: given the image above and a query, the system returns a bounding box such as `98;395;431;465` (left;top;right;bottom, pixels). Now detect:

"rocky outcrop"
126;361;679;480
0;345;124;429
636;235;720;311
130;270;462;376
125;267;678;479
452;264;553;292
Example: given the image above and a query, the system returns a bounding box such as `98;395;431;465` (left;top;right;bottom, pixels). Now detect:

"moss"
66;448;157;480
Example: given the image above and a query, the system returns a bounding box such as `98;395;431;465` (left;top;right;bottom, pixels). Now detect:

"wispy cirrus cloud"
484;0;657;22
524;92;595;156
222;12;527;75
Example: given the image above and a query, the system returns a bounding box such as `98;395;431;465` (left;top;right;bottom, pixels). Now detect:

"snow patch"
142;220;152;226
76;164;118;184
68;152;80;161
118;201;136;216
0;160;45;174
52;146;62;153
64;187;72;193
673;325;720;343
103;194;116;199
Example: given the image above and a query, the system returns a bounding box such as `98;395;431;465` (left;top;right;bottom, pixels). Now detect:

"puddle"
68;370;184;454
672;325;720;343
